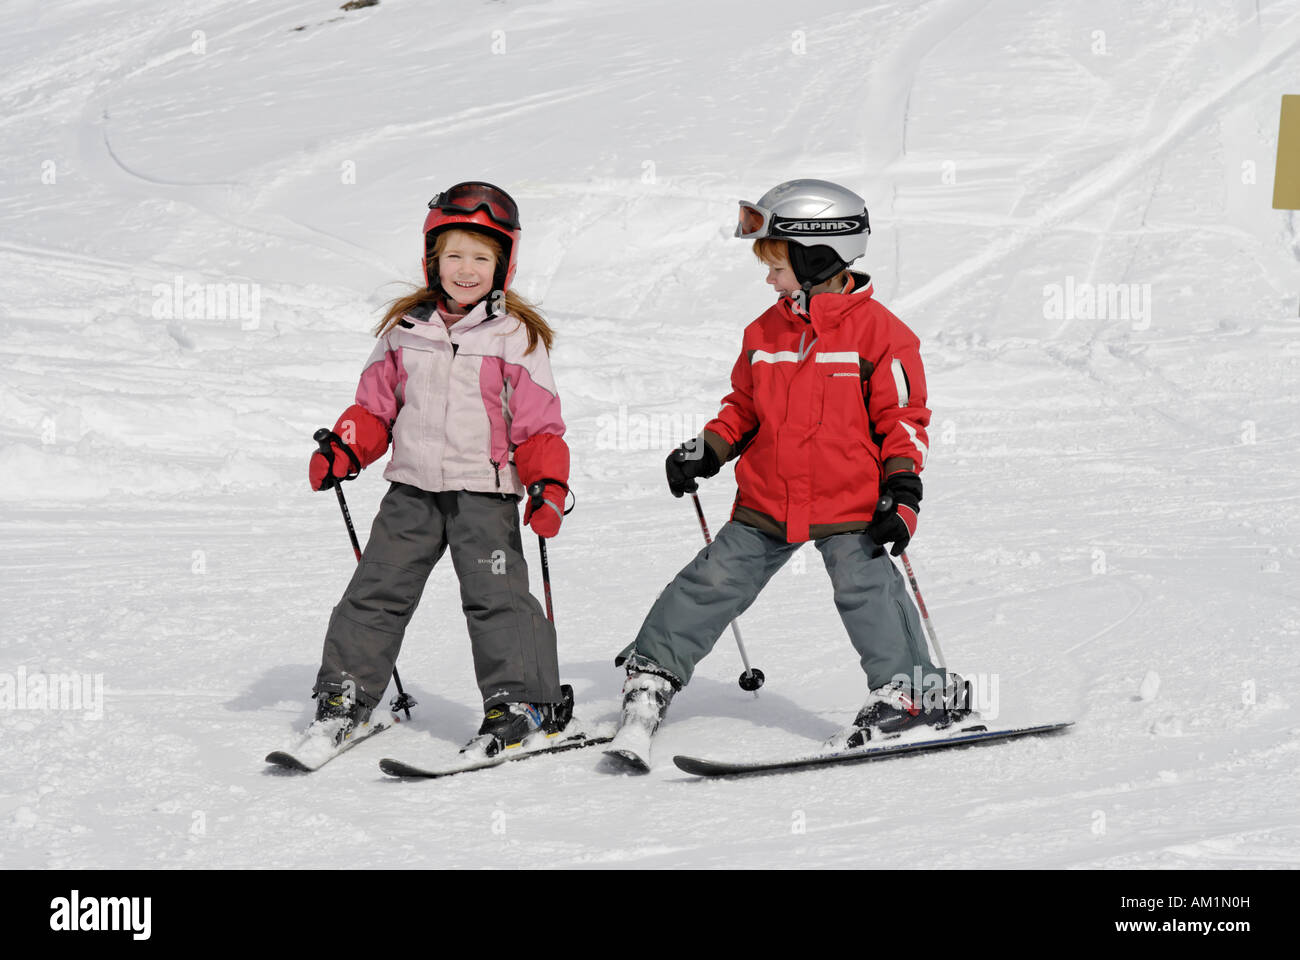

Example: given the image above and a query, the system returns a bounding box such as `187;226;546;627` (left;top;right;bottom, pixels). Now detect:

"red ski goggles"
428;182;520;230
736;201;774;238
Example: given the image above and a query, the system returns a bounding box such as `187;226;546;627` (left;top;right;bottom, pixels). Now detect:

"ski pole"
526;483;555;622
690;492;765;695
877;494;946;668
315;428;415;719
527;479;578;622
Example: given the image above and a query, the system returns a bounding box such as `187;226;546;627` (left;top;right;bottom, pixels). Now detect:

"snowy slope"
2;0;1299;868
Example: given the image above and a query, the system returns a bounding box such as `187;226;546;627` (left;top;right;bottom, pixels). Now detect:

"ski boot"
825;673;976;751
309;688;374;748
264;689;388;772
603;667;679;773
461;684;575;759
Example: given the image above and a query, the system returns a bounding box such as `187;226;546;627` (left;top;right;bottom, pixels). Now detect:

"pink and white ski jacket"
343;299;567;498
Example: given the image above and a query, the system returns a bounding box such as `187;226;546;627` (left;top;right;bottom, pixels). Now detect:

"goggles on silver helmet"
735;201;870;241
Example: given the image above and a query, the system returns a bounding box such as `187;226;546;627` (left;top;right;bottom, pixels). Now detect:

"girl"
607;178;972;770
305;182;573;759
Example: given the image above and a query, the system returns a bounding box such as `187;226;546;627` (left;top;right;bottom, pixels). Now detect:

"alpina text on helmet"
774;219;863;234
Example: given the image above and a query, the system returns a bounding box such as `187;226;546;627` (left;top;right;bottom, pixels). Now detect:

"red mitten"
309;442;352;491
514;433;570;538
308;404;391;491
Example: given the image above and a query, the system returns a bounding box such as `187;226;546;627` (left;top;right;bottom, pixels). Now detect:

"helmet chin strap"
788;243;848;309
791;267;847;316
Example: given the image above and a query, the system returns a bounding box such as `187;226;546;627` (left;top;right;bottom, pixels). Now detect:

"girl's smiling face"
437;230;498;306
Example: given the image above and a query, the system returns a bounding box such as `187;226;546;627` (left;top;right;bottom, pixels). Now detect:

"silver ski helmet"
735;179;870;288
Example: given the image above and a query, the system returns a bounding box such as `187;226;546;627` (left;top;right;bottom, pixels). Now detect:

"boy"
607;179;970;770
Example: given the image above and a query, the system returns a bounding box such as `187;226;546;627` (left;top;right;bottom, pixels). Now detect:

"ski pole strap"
313;427;362;487
389;687;418;719
526;478;575;518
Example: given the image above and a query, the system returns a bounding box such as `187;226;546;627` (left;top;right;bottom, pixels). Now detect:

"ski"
379;732;613;779
602;747;650;774
265;715;398;773
672;721;1073;778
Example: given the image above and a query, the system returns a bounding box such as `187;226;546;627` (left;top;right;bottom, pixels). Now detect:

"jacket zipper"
490;459;501;489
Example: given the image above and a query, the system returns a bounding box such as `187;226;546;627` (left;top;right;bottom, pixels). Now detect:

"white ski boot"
604;670;677;773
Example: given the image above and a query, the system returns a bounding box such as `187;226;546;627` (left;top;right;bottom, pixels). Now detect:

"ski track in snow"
2;0;1298;868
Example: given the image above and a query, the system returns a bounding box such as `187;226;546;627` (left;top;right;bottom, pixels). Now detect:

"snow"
2;0;1299;868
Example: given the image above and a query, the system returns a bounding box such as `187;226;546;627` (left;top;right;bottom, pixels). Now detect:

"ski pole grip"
314;428;361;483
877;494;894;513
313;428;337;490
526;479;575;516
527;481;545;511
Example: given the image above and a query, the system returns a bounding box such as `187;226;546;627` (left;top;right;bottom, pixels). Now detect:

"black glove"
868;471;922;556
665;437;721;498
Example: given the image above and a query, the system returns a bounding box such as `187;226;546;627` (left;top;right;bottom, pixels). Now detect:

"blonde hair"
373;229;554;354
751;238;849;287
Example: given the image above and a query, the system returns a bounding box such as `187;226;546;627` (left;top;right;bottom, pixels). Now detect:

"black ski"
379;732;613;779
673;721;1073;778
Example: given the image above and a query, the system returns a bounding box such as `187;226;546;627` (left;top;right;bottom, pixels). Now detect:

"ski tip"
671;755;715;776
378;758;427;778
601;748;651;774
265;751;312;772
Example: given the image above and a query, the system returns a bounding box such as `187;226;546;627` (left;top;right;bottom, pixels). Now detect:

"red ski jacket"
701;273;931;543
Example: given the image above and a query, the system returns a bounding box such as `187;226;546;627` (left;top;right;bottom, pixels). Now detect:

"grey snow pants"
617;520;946;692
314;482;561;709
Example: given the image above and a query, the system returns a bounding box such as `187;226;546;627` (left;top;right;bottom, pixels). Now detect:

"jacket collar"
400;297;498;339
776;271;875;328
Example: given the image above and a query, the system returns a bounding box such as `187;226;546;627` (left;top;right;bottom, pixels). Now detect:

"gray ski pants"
617;520;946;692
314;482;561;709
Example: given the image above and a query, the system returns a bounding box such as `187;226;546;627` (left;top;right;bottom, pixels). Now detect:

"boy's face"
762;256;800;299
